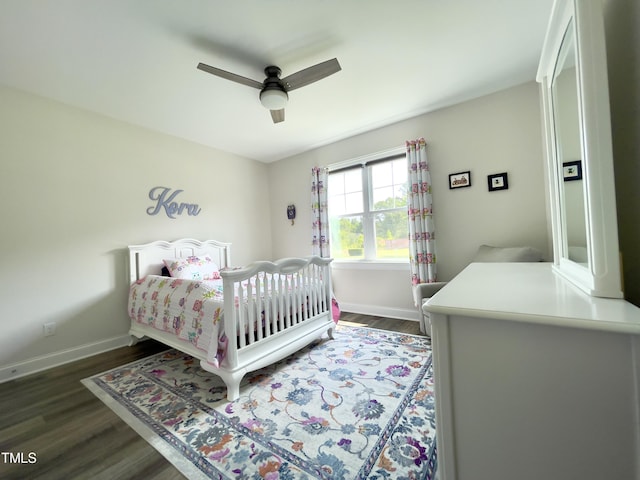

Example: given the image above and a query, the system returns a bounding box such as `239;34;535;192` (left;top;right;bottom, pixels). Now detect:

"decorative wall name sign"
146;186;201;219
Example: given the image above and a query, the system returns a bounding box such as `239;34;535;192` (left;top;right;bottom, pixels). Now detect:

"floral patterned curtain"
312;166;341;321
311;166;330;257
407;138;437;284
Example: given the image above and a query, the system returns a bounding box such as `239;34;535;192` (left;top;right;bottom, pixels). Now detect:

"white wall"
268;82;550;320
604;0;640;307
0;86;272;378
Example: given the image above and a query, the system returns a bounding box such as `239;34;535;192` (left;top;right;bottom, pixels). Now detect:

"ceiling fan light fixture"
260;88;288;110
198;58;340;123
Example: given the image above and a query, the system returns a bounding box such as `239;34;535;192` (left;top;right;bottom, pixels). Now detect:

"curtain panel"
407;138;437;284
311;166;330;257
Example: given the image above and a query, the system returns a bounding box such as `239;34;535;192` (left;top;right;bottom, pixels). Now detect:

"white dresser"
424;262;640;480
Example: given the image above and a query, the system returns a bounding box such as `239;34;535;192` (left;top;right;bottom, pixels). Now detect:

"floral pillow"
163;255;221;281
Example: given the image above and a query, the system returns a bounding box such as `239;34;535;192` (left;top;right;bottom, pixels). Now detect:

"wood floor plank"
0;314;423;479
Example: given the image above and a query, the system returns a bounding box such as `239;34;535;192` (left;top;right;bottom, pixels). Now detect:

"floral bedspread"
128;274;331;369
128;275;226;366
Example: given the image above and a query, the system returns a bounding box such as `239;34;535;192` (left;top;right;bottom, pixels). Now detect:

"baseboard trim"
0;334;132;383
0;307;420;382
339;302;421;322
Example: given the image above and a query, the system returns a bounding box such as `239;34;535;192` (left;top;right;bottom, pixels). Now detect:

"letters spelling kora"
146;186;201;219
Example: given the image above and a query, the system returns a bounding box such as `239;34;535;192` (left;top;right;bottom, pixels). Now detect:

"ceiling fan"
197;58;341;123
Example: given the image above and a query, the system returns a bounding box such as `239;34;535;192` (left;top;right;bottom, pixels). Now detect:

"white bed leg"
225;381;241;402
128;335;141;346
200;360;244;402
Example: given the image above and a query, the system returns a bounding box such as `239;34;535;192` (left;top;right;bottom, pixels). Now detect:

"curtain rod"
328;146;405;173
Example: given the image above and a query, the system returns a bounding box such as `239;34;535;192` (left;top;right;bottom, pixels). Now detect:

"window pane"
392;159;407;183
328;169;363;216
372;186;394;207
344;169;362;193
329;215;364;259
328;173;345;195
344;192;363;214
328;194;345;216
375;209;409;259
371;162;392;188
372;158;408;211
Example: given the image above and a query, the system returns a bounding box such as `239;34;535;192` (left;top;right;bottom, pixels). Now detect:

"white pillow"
163;255;221;280
473;245;543;263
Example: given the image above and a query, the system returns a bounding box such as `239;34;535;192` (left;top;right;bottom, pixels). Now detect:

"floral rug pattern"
84;326;436;479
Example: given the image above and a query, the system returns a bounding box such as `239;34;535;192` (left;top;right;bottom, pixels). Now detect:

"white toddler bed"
127;238;335;401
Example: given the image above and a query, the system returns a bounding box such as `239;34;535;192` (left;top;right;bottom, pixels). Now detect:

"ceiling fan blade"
197;63;263;89
281;58;341;91
270;109;285;123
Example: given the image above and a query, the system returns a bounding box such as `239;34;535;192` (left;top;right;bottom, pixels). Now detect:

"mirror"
537;0;622;298
552;21;588;266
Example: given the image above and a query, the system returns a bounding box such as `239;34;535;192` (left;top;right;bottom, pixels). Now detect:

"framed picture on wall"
449;171;471;189
488;172;509;191
563;160;582;181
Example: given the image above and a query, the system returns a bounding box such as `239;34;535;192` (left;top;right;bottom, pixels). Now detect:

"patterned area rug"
83;325;436;479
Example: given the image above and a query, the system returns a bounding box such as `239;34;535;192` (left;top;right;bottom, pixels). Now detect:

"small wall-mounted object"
147;186;201;219
287;204;296;225
488;172;509;191
562;160;583;181
449;171;471;189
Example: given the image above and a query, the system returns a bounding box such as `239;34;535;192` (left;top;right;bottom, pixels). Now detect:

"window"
328;155;408;261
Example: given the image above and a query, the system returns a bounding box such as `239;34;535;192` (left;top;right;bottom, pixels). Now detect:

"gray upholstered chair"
413;244;543;336
413;281;449;335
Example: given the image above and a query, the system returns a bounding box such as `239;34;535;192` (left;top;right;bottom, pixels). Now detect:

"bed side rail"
221;256;333;368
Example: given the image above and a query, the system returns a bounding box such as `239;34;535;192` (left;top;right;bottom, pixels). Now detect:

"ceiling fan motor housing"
259;66;288;110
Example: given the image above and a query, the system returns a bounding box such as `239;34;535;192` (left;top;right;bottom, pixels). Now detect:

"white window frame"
328;146;407;263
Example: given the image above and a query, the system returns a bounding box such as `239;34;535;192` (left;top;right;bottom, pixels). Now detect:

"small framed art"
449;171;471;189
488;172;509;192
563;160;582;181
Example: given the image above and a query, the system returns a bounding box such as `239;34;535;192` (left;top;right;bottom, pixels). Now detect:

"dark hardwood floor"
0;314;423;480
338;312;422;335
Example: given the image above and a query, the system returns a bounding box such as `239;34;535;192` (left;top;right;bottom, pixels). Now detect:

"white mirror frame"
537;0;623;298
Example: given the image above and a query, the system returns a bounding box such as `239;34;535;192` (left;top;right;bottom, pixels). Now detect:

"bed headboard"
128;238;231;283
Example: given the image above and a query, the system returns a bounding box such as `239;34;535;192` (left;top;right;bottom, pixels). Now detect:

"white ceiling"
0;0;554;163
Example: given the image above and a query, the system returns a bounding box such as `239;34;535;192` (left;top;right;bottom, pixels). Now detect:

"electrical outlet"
43;322;56;337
